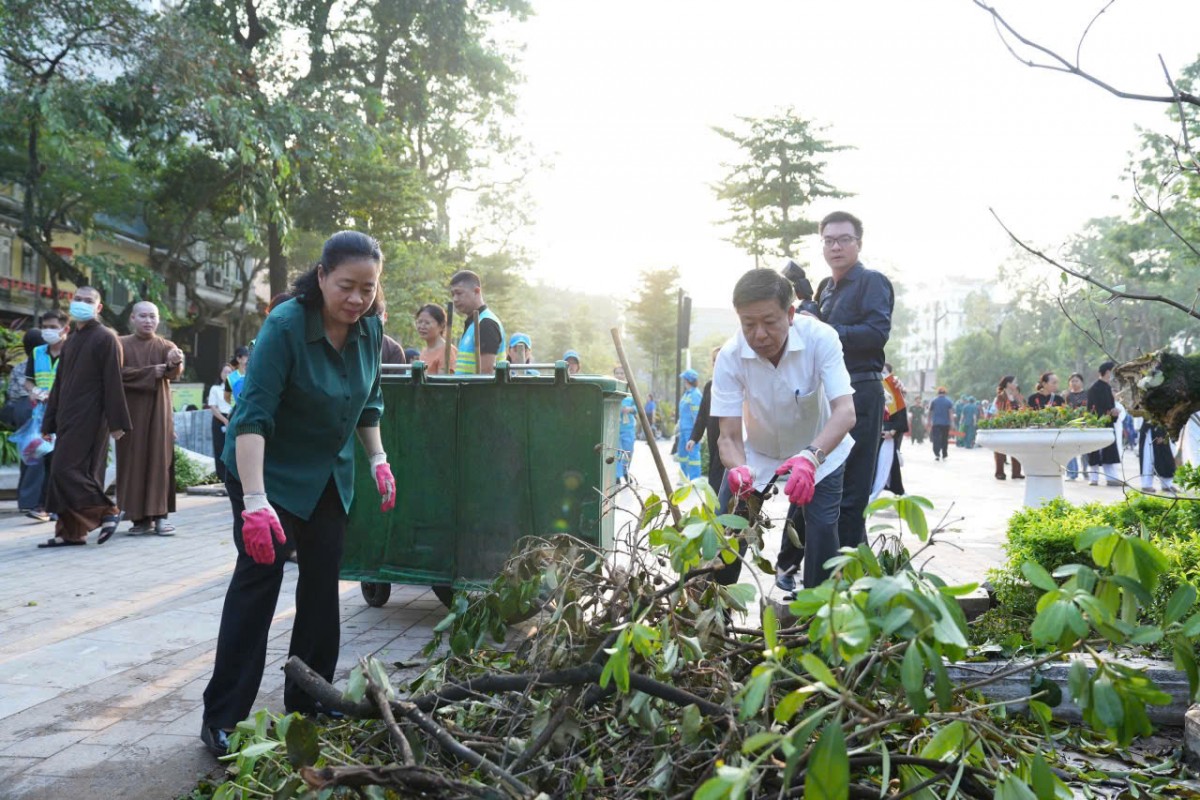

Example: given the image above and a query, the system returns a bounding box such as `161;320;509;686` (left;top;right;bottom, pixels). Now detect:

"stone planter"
976;428;1116;507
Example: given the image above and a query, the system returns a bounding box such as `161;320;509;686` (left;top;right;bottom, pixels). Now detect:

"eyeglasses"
821;235;859;248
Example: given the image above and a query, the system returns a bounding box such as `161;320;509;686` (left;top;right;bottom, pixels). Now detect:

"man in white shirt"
711;269;857;591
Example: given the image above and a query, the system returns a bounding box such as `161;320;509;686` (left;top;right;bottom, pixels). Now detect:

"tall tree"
626;267;681;399
0;0;151;320
713;109;852;267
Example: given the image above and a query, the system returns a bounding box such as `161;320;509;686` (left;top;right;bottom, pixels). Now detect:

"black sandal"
37;537;86;548
97;512;123;545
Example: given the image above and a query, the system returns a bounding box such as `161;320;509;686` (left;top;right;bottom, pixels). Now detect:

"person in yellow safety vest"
23;309;69;522
449;269;505;375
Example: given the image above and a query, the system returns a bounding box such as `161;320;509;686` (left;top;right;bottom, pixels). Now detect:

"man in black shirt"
814;211;895;549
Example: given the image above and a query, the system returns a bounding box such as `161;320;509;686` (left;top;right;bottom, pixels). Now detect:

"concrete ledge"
185;484;226;497
946;655;1190;725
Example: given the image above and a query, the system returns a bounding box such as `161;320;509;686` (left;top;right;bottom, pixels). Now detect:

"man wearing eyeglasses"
813;211;895;551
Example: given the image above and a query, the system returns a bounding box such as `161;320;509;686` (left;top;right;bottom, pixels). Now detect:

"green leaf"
996;773;1039;800
716;513;749;530
1027;699;1052;728
1092;675;1124;728
901;643;928;713
1075;525;1114;552
694;776;732;800
880;606;914;638
722;583;757;611
1030;752;1057;800
1067;660;1090;703
367;658;394;700
800;653;839;689
1129;626;1164;645
774;689;812;723
739;667;774;721
804;721;849;800
344;665;367;703
1030;600;1071;646
1165;584;1197;625
762;605;779;652
1022;562;1058;592
741;731;781;754
927;648;954;711
238;740;282;759
920;720;966;760
896;496;930;541
1091;530;1120;567
285;716;321;768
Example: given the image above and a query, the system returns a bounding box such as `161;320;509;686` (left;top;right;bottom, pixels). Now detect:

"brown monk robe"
118;301;184;534
40;287;132;546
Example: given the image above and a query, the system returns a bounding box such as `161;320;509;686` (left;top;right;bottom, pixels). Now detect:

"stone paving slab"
0;437;1155;799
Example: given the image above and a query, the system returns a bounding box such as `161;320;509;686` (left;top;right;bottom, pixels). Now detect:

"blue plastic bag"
9;403;53;465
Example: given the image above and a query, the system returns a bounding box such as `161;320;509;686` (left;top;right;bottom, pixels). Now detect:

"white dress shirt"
711;314;854;490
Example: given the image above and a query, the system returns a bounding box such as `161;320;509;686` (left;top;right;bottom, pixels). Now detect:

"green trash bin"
340;362;625;607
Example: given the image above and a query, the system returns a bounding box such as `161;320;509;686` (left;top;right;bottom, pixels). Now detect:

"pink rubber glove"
241;494;286;565
370;454;396;512
726;465;755;499
775;454;818;506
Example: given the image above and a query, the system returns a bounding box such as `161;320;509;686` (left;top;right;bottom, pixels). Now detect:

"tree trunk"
267;220;287;297
1114;350;1200;439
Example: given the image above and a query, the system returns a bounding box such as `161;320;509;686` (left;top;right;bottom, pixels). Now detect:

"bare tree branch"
989;208;1200;322
973;0;1200;107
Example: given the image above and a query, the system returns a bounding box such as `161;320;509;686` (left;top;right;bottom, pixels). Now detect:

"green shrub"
984;494;1200;640
174;446;217;490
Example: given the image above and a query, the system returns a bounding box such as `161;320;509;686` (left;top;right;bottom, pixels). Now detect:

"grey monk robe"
117;334;183;523
42;321;132;542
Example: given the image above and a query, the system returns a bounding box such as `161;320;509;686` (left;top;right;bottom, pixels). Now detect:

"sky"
496;0;1200;309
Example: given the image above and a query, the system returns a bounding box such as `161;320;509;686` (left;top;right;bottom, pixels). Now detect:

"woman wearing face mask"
38;287;132;547
200;231;396;757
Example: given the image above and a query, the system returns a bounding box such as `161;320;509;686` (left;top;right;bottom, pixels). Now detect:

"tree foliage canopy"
713;109;852;267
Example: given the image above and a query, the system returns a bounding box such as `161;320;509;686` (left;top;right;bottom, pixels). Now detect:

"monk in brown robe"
39;286;132;547
118;301;184;536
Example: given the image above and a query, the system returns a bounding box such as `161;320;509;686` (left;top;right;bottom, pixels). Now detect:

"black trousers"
930;425;950;459
838;379;884;550
210;417;227;484
202;477;347;730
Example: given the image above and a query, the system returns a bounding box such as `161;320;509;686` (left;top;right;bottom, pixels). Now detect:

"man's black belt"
849;371;884;382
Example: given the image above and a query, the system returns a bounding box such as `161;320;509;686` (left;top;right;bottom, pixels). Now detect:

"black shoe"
201;725;231;758
286;701;345;721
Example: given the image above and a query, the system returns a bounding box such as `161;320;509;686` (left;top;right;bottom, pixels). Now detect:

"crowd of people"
906;364;1192;493
21;211;1200;763
3;292;185;546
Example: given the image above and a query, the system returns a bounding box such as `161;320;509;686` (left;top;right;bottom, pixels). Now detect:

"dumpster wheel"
360;582;392;607
431;583;545;624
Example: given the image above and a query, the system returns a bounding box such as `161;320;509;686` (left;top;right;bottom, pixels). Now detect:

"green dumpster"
340;362;625;606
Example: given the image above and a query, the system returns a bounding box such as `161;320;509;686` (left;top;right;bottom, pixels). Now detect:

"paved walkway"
0;438;1150;798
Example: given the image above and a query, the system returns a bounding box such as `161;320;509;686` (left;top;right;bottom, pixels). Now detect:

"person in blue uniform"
614;365;636;483
676;369;703;481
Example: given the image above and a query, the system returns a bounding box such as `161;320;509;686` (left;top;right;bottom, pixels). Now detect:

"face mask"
69;301;96;322
41;329;61;345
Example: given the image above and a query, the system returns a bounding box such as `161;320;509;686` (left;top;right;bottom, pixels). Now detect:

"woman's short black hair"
415;303;446;328
732;269;793;310
291;231;383;316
